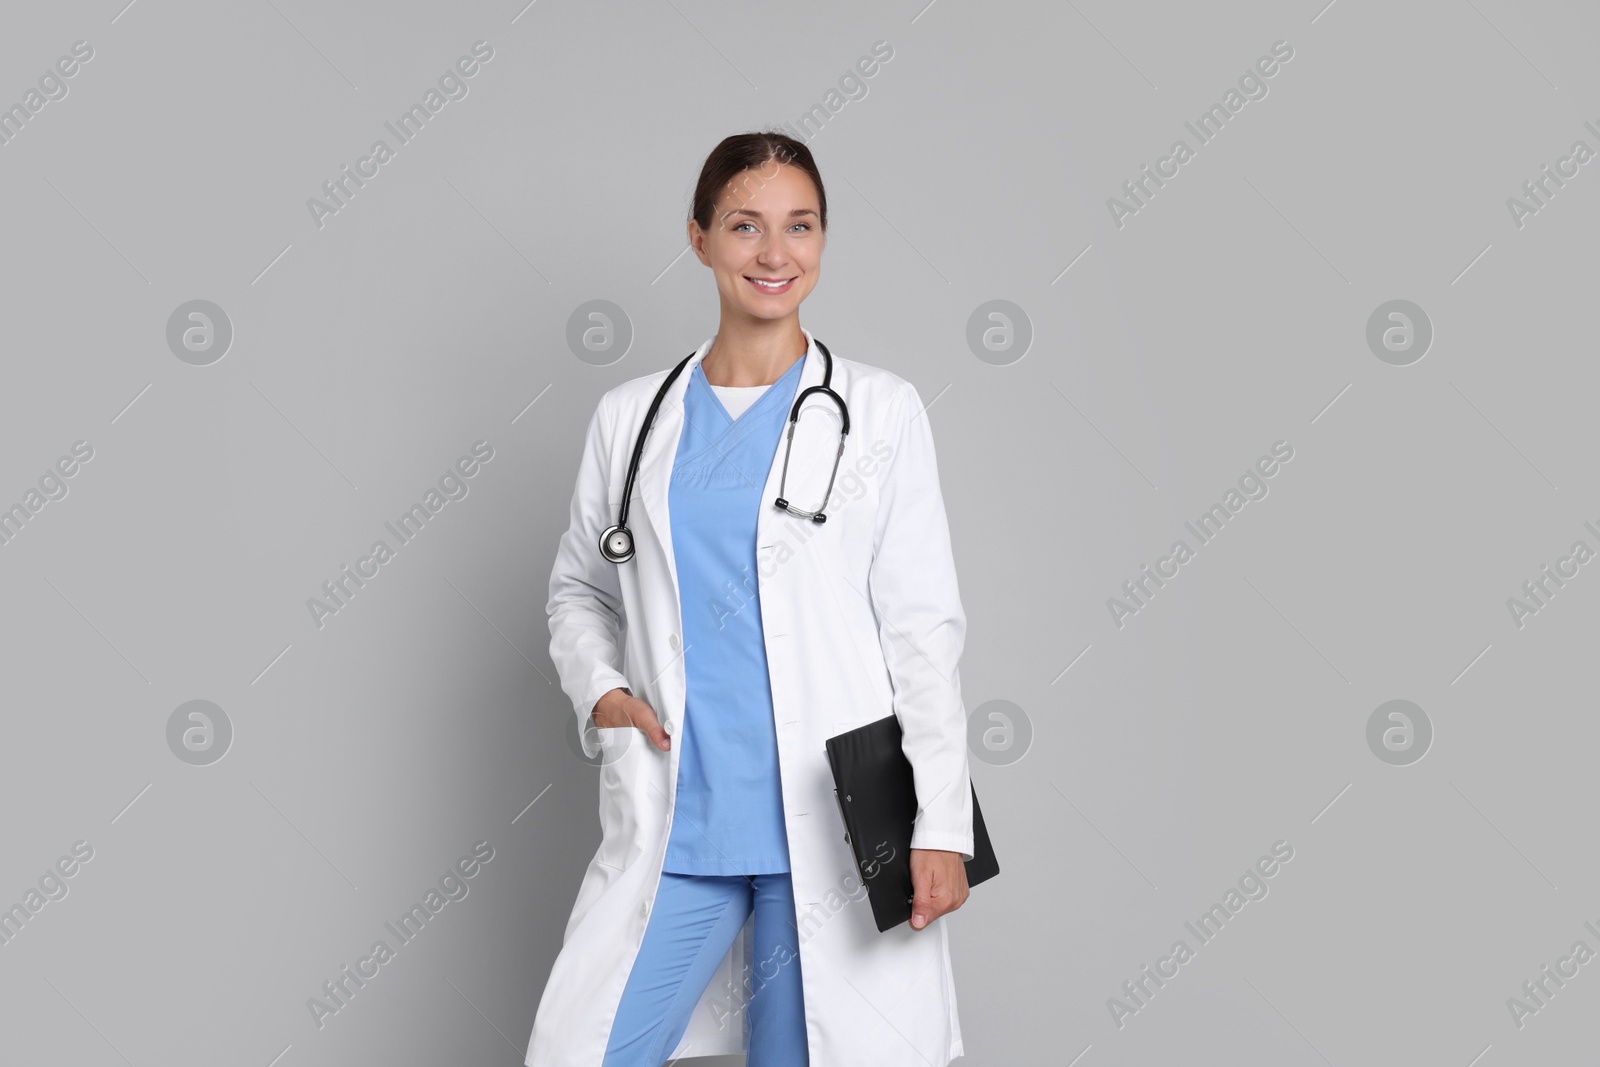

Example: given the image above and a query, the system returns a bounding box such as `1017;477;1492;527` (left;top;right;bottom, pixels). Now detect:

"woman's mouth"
745;275;796;295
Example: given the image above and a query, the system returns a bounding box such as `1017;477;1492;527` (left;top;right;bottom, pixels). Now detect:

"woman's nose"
756;235;792;265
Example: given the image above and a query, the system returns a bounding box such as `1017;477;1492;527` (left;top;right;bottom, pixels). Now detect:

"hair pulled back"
689;131;827;234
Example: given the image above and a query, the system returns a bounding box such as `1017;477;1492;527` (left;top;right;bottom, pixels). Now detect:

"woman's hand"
591;687;671;751
909;848;970;930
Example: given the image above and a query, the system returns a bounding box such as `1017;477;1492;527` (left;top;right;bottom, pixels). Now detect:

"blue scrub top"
660;353;806;875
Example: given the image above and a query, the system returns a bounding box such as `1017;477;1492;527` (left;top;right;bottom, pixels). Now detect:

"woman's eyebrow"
719;207;820;222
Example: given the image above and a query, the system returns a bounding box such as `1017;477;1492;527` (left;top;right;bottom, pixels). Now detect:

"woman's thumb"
637;704;670;750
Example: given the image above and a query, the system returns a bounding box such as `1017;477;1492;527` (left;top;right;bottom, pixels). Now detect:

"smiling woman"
687;140;828;387
525;130;976;1067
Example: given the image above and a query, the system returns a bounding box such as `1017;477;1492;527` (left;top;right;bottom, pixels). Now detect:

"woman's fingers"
590;691;669;750
588;694;668;751
909;849;969;929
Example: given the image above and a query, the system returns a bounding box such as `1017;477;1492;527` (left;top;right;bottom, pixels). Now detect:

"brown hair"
689;131;827;234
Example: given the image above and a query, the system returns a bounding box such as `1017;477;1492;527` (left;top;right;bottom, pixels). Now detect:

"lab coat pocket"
595;726;642;871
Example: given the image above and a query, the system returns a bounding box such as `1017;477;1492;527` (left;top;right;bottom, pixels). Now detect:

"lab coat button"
669;633;680;650
663;720;674;736
641;900;650;918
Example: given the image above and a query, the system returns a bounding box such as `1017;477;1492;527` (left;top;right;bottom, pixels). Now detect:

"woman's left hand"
908;848;970;930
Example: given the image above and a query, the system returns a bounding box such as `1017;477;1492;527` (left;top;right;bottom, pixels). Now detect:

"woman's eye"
730;221;810;234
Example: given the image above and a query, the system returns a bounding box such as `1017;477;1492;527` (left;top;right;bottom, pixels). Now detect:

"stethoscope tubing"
599;338;847;564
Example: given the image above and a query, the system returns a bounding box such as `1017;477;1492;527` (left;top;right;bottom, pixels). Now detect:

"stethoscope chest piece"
599;524;635;563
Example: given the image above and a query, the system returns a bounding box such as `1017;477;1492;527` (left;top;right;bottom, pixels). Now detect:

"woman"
525;132;974;1067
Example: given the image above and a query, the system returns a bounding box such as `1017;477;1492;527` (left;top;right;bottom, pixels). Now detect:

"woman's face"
689;161;824;324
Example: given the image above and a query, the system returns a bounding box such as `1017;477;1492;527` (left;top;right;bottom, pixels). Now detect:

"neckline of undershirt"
708;381;769;420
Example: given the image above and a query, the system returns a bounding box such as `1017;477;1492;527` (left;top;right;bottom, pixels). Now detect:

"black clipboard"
824;713;999;932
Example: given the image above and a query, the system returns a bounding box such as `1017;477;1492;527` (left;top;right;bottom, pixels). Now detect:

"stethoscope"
599;338;850;564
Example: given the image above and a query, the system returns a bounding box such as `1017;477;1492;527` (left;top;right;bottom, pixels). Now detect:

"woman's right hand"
591;687;671;751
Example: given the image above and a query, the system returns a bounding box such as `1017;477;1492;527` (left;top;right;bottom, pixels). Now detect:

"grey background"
2;1;1596;1064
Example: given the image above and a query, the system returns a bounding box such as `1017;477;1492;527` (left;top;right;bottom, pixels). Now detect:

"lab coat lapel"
632;340;708;592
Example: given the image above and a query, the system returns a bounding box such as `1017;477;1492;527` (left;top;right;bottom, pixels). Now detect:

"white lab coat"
525;327;975;1066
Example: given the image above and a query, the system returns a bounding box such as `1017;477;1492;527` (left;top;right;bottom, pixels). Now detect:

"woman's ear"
686;220;709;266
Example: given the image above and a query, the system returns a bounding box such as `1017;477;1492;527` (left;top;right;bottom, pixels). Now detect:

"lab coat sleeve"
868;380;975;862
547;393;632;762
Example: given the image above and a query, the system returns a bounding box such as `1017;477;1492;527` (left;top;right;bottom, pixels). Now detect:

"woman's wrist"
592;687;633;724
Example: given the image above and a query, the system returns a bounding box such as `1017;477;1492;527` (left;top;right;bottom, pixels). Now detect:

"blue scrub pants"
602;871;808;1066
